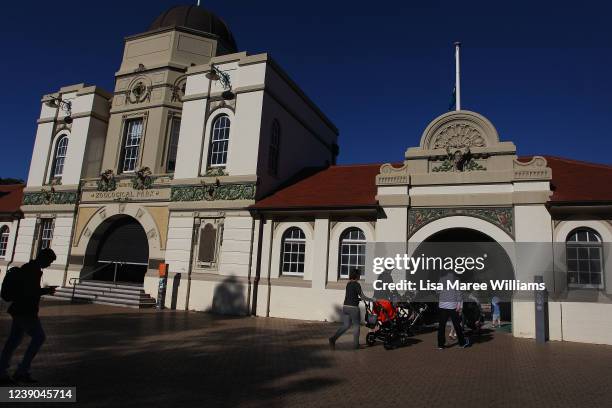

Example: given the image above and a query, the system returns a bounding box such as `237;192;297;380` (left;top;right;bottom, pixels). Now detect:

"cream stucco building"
3;5;612;345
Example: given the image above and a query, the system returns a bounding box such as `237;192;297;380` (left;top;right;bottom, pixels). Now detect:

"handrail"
69;263;116;304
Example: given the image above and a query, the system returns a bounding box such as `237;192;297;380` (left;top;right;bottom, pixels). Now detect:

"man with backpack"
0;248;57;384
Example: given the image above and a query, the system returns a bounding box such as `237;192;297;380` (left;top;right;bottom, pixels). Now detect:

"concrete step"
54;288;152;301
79;280;145;290
66;284;145;296
51;279;156;309
52;292;156;308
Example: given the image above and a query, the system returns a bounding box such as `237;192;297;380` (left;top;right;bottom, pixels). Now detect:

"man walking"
0;248;57;383
437;271;469;349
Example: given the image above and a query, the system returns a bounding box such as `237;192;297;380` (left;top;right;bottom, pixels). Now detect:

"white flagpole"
454;41;461;111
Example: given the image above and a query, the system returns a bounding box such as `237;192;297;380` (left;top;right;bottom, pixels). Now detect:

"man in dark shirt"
0;248;56;384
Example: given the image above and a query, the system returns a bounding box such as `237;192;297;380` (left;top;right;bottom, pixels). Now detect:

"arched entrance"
83;215;149;284
411;228;514;322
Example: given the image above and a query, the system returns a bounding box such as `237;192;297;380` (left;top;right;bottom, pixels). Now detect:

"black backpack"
1;267;22;302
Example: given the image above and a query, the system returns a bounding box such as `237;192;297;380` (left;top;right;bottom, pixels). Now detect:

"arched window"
0;226;9;258
51;135;69;178
268;120;280;176
208;115;231;167
281;227;306;276
339;228;366;278
566;228;604;288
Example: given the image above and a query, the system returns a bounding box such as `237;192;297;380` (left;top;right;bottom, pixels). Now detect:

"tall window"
51;135;69;178
339;228;366;278
121;118;144;172
0;226;9;258
268;120;280;176
195;220;223;269
566;228;604;288
39;219;54;251
166;117;181;172
208;115;230;167
281;227;306;276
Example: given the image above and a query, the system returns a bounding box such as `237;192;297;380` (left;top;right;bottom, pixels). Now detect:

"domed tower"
102;4;239;176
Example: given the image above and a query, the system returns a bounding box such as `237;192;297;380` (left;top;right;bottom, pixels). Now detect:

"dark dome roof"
149;5;237;53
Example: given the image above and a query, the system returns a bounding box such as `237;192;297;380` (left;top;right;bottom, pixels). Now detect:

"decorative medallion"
97;169;117;191
171;183;256;202
172;77;187;102
408;207;514;238
431;124;486;150
128;80;150;104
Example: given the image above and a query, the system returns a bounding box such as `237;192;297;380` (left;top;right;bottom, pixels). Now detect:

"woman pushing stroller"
329;268;373;350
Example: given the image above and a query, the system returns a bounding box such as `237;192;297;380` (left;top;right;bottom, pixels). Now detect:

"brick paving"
0;299;611;408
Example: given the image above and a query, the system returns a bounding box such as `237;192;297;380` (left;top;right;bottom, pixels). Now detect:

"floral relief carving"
131;167;155;190
97;169;117;191
432;147;486;172
408;207;514;238
170;183;256;202
431;123;486;150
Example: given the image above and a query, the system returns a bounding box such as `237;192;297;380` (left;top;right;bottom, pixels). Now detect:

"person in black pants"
437;272;469;349
329;268;372;350
0;248;57;384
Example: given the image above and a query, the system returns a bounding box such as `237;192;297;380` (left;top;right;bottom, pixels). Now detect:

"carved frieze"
171;183;256;202
23;190;78;206
408;207;514;238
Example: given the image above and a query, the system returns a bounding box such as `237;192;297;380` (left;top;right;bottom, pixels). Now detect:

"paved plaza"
0;299;611;408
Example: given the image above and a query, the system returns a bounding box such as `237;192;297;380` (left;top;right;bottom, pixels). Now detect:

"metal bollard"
534;275;549;344
156;263;168;310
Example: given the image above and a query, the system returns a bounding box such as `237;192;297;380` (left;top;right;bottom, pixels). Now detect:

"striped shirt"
438;274;463;310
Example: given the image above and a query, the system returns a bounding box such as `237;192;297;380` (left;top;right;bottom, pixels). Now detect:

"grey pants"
331;305;361;348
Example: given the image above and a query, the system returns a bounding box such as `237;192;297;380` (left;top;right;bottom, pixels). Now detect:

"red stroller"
365;299;410;350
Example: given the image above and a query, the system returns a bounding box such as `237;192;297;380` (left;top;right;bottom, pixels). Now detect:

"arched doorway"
411;228;514;323
83;215;149;284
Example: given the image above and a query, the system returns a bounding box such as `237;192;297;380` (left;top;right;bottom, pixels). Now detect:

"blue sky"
1;0;611;179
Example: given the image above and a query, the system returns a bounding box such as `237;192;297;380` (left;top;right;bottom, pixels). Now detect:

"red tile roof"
541;156;612;203
253;156;612;210
0;184;24;216
252;164;381;209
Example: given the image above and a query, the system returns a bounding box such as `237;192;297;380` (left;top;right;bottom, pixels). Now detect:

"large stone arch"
73;203;164;268
407;215;517;283
83;214;149;282
406;225;516;321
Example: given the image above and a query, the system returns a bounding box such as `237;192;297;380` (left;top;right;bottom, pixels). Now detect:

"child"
491;296;501;328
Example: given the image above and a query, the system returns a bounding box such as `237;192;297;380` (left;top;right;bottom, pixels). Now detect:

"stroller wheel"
366;332;376;346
